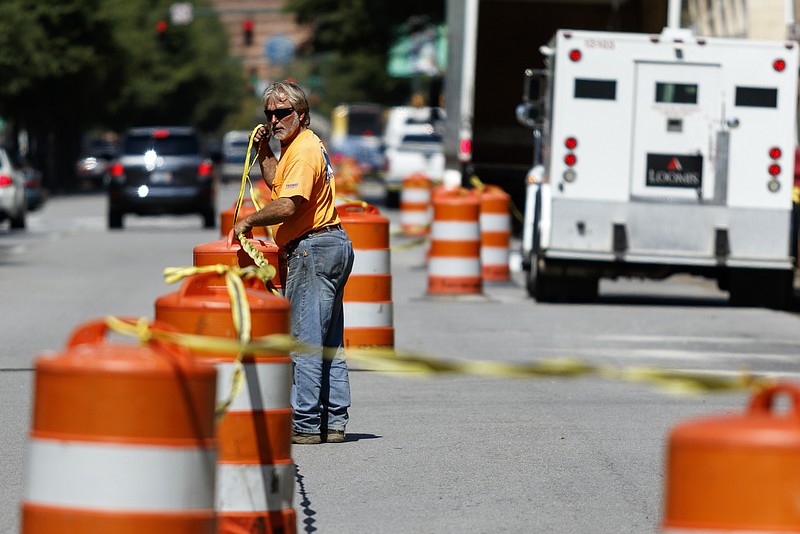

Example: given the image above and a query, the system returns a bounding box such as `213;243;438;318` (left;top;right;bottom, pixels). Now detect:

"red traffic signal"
155;20;168;33
243;20;254;46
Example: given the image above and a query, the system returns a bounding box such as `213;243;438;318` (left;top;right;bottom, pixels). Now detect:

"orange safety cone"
427;187;482;295
154;273;296;534
194;230;287;291
662;382;800;532
400;174;433;236
479;185;511;282
338;202;394;349
21;318;217;534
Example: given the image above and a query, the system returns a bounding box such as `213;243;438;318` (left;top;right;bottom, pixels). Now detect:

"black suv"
107;126;217;229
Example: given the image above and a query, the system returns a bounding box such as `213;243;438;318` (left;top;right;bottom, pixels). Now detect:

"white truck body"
522;27;800;306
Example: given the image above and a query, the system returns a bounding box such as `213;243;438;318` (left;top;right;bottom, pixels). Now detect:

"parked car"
75;142;119;190
0;147;27;229
107;126;217;229
383;128;445;207
329;103;386;177
15;155;46;211
219;130;253;183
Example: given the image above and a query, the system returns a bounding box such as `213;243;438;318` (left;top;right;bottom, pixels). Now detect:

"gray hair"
262;81;311;127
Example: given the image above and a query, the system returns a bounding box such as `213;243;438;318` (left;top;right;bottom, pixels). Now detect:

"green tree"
284;0;445;115
0;0;245;190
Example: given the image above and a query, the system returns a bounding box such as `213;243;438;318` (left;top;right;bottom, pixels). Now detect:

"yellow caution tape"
470;174;525;223
105;314;776;397
161;263;278;417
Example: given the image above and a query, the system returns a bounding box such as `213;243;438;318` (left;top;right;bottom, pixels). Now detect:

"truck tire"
108;209;123;229
202;207;216;229
728;268;792;309
10;209;25;230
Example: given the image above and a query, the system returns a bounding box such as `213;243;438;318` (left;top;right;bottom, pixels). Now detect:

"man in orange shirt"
234;81;354;444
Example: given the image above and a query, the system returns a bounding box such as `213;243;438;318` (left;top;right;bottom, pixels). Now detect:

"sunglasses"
264;108;295;121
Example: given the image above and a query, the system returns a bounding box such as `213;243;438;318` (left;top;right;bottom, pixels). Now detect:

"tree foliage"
0;0;244;189
284;0;445;114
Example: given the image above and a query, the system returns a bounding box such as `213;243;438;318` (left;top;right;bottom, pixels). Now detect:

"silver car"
0;147;26;229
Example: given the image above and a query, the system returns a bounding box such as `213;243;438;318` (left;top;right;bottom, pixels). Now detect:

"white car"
0;147;27;229
383;128;445;207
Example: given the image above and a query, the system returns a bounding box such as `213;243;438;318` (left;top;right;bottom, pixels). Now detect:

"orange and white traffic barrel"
427;188;482;295
662;382;800;532
194;230;287;291
154;273;296;534
338;202;394;348
400;174;433;236
479;185;511;282
21;318;217;534
220;197;268;238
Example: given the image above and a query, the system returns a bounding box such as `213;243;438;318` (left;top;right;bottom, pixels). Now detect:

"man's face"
265;95;302;145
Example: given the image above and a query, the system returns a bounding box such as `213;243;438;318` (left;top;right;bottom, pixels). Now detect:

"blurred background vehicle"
74;140;120;190
220;130;253;183
0;147;27;229
329;103;386;178
106;126;217;229
14;154;45;211
382;106;445;206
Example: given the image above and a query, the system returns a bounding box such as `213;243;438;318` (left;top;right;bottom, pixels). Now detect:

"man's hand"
233;217;253;237
253;124;271;145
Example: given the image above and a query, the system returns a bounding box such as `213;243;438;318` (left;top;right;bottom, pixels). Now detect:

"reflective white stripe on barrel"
431;221;480;240
351;248;390;275
402;188;431;203
428;258;482;277
216;361;291;411
216;463;295;512
25;438;216;510
344;301;394;327
480;213;510;232
482;247;509;264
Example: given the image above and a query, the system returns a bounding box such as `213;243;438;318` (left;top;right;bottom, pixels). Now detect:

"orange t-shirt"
271;129;340;248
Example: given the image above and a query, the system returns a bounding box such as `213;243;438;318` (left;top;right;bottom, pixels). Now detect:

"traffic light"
243;20;254;46
156;20;168;46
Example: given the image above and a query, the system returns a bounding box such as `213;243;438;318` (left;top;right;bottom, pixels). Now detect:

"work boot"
326;430;346;443
292;431;322;445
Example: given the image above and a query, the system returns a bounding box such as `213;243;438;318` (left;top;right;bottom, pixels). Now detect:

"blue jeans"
285;228;354;434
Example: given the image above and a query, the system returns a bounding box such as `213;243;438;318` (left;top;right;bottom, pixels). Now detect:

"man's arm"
233;196;301;236
253;125;277;187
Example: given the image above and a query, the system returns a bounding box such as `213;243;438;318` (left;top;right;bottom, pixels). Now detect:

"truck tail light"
773;59;786;72
565;137;578;150
769;147;782;160
569;49;582;62
458;138;472;162
769;164;781;176
198;162;213;176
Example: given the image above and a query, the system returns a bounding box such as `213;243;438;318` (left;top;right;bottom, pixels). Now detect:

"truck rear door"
630;63;721;203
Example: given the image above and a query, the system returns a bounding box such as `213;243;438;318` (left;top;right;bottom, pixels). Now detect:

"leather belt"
284;223;342;254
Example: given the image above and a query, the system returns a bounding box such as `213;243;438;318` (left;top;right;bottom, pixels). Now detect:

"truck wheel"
526;251;558;302
202;208;216;229
728;269;792;309
10;209;25;230
108;209;123;229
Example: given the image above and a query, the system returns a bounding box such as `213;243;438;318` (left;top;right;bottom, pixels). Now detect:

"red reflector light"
565;137;578;150
198;162;212;176
773;59;786;72
459;138;472;156
110;163;125;176
564;154;577;166
152;129;170;139
569;49;582;62
0;175;12;187
769;164;781;176
769;147;782;159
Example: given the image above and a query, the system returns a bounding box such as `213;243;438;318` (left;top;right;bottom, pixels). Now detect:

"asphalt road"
3;182;800;533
